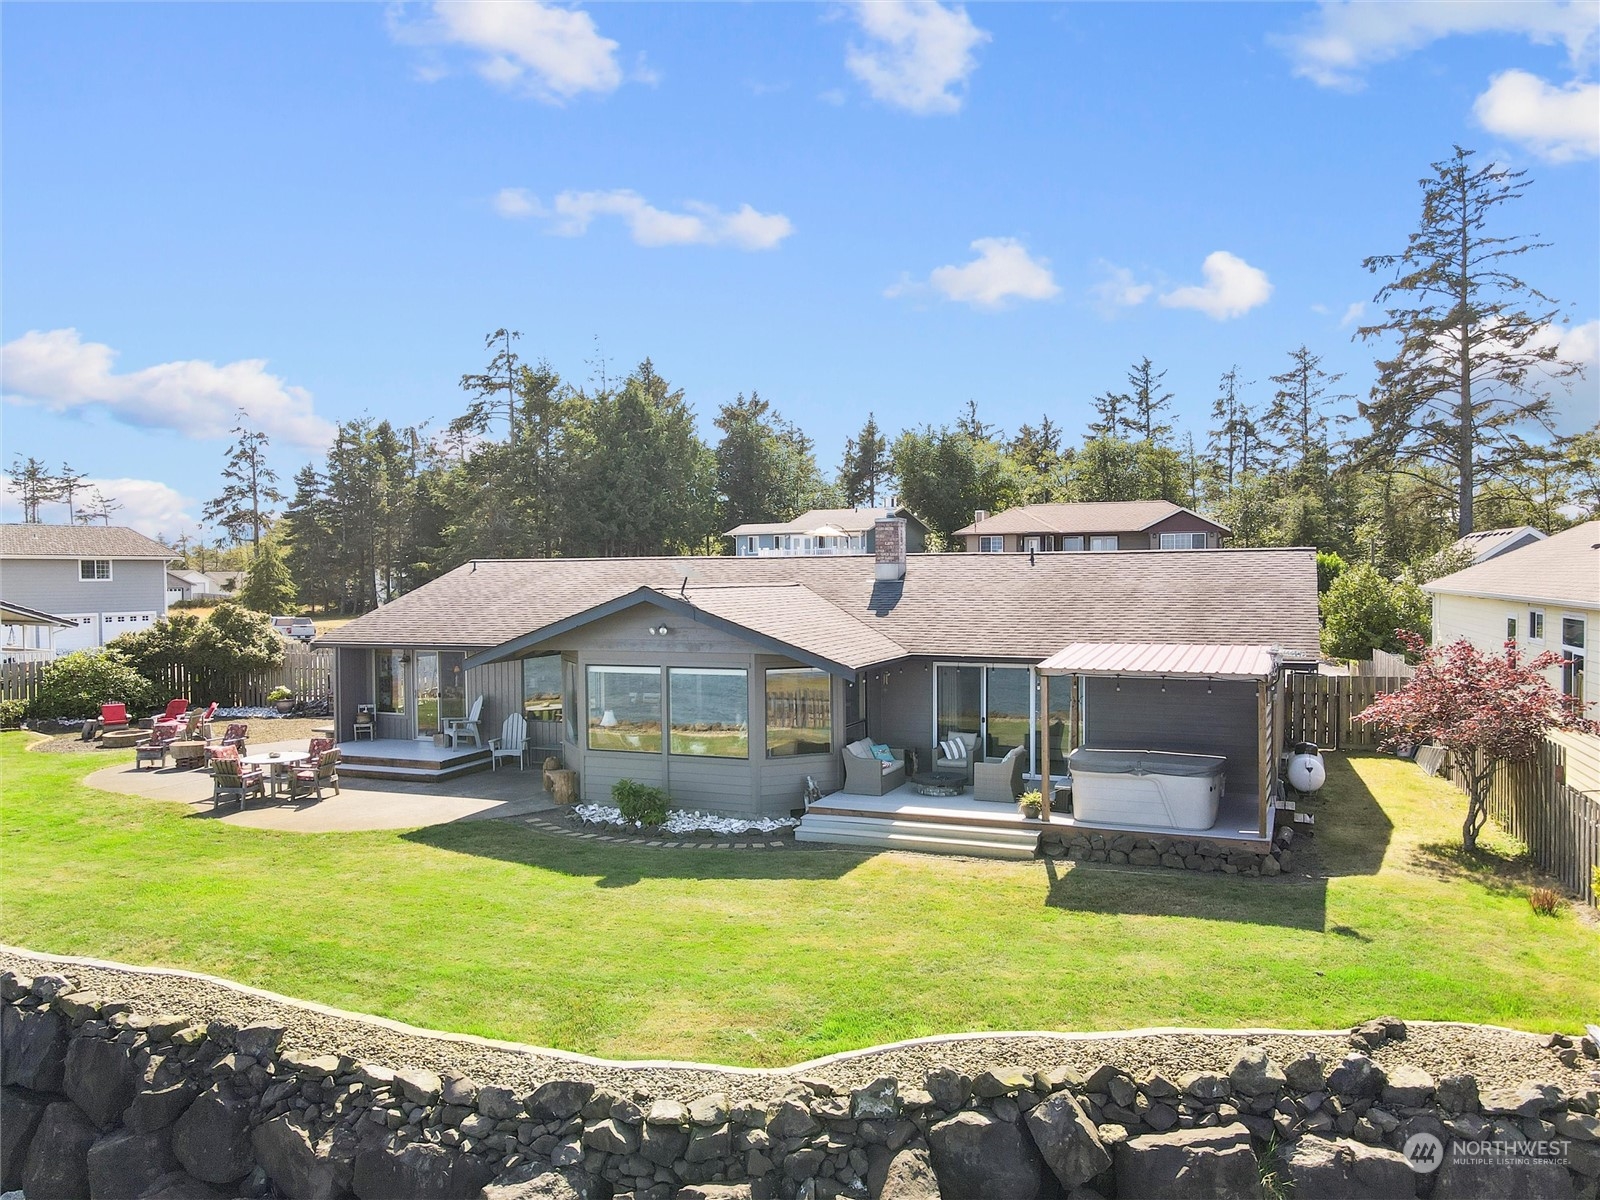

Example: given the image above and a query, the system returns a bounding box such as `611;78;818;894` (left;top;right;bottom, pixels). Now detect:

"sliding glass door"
413;651;467;738
935;665;982;746
934;663;1037;776
985;667;1031;758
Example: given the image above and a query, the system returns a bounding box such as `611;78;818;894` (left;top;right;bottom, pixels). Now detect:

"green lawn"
0;734;1593;1066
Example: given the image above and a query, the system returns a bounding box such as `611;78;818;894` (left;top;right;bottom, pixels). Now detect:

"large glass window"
522;655;563;724
978;536;1004;553
1159;532;1208;549
766;668;832;758
587;666;661;753
415;652;440;734
1059;536;1084;551
376;650;406;714
1562;617;1586;701
985;666;1031;758
1090;536;1119;551
669;668;748;758
935;665;982;745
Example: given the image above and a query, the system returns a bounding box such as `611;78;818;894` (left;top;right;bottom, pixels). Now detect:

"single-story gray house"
319;520;1320;845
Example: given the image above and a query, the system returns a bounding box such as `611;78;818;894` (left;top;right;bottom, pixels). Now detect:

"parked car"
271;616;317;643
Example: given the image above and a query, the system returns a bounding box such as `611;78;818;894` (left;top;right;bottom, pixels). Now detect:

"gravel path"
5;946;1593;1104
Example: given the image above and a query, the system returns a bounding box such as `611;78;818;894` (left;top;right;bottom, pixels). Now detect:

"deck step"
795;813;1040;860
340;758;490;782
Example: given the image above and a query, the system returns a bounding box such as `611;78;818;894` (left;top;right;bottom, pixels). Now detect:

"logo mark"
1404;1132;1444;1173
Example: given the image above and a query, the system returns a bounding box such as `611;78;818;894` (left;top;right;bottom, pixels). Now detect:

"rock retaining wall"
1038;821;1298;876
3;970;1597;1200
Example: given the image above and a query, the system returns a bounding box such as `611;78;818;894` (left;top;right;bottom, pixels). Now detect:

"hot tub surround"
1068;748;1228;832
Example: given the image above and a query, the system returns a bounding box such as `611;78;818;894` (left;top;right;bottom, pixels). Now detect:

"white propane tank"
1287;742;1326;794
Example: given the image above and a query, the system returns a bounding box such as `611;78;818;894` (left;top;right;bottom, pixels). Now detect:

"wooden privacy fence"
1;646;332;710
1445;740;1600;907
1286;673;1411;750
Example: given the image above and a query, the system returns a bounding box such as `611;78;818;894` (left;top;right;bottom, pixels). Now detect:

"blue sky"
3;1;1597;538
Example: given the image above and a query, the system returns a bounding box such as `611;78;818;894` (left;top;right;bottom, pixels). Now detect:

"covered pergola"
1;599;76;662
1037;642;1286;836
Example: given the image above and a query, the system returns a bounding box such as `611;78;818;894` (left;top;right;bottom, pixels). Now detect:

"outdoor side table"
170;740;208;770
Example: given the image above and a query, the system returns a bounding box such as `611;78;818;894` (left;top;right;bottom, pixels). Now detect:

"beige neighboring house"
954;500;1228;554
1424;520;1600;794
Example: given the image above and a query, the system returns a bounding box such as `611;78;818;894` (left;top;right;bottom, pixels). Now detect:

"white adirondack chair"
489;712;527;771
445;696;485;748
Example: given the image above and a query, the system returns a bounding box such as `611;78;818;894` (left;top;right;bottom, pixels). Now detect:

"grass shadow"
1041;858;1329;932
401;818;870;888
1302;752;1395;878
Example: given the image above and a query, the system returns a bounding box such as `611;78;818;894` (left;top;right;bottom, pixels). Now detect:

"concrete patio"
84;738;559;832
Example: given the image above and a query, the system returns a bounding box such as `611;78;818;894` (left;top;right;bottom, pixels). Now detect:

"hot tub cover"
1067;748;1227;777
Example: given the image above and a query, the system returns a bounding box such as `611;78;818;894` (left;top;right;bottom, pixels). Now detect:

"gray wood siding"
583;750;665;800
866;661;934;765
334;648;372;741
466;659;522;741
1083;677;1259;796
1;558;168;629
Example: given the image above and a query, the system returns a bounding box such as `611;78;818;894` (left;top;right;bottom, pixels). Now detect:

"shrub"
613;778;669;826
0;699;28;729
267;685;293;702
29;651;164;721
1319;562;1429;661
1528;887;1561;917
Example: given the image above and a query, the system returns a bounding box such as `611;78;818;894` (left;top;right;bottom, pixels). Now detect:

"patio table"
170;740;209;770
241;752;310;797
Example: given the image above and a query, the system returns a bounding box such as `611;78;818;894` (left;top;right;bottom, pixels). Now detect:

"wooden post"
1038;672;1051;820
1068;675;1079;755
1257;678;1271;838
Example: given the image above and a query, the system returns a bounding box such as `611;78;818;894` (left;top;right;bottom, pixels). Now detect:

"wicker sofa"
841;738;907;795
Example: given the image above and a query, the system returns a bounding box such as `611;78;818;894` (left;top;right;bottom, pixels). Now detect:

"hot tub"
1066;748;1226;831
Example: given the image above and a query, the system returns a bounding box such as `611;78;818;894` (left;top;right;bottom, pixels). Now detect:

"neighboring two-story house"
0;524;174;655
726;507;929;557
955;501;1229;553
1425;520;1599;794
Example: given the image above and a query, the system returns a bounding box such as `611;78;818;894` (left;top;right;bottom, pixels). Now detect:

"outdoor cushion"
870;743;895;763
845;738;874;758
939;737;969;760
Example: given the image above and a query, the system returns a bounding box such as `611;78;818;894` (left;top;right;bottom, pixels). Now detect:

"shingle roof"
1426;521;1600;608
321;548;1321;663
724;507;919;538
0;524;174;560
1449;525;1546;564
1039;642;1281;680
0;599;76;627
953;501;1229;537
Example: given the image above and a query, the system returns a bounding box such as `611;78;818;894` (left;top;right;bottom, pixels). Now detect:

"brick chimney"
874;517;907;581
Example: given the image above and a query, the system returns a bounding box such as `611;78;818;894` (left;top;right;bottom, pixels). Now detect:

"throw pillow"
870;743;896;763
943;737;969;760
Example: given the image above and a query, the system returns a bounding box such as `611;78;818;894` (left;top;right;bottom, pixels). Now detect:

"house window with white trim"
1561;617;1585;701
1505;615;1518;643
1058;536;1084;551
1528;609;1545;641
1158;532;1208;550
1021;536;1042;553
978;536;1004;553
1090;536;1119;552
79;559;112;581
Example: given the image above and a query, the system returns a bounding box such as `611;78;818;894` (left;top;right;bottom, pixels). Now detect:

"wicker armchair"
974;745;1026;803
934;732;979;782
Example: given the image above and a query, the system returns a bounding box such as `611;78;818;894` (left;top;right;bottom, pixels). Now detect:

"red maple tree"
1356;630;1597;851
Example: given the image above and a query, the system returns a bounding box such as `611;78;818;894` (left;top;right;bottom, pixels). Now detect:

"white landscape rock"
571;803;798;837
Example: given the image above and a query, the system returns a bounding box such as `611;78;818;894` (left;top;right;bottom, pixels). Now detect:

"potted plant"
267;685;294;714
1018;789;1043;820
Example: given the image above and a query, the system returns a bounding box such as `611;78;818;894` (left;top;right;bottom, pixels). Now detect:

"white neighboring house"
1;600;76;663
1424;520;1600;795
0;524;175;655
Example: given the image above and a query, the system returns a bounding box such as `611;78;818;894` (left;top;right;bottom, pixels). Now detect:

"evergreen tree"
5;456;58;522
279;465;340;612
838;413;889;507
54;463;89;522
237;540;298;614
1207;367;1254;493
1355;146;1582;535
1126;356;1174;443
203;414;284;547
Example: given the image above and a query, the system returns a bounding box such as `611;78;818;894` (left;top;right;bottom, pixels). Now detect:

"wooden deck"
337;738;492;781
799;783;1274;857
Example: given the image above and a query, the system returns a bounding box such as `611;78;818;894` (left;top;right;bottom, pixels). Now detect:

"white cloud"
1340;301;1366;327
390;1;628;103
1;329;336;451
845;0;990;115
1278;0;1599;89
889;237;1060;309
509;189;793;249
1159;252;1274;321
1089;262;1154;315
493;187;542;218
1474;69;1600;161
